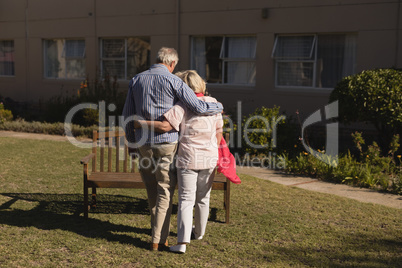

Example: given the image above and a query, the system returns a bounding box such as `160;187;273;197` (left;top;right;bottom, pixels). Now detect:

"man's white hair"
156;47;179;66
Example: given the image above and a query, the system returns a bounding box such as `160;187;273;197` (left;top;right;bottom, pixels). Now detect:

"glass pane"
102;39;125;58
273;36;315;59
277;62;313;87
45;39;64;78
126;37;151;79
191;37;223;83
66;59;86;78
0;40;15;76
224;37;257;58
102;60;125;79
225;61;256;85
64;40;85;58
316;34;356;88
191;37;207;78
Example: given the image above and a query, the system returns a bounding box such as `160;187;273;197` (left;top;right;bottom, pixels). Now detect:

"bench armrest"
80;153;95;165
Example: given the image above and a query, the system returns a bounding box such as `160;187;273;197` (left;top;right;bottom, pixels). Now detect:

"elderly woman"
137;70;223;253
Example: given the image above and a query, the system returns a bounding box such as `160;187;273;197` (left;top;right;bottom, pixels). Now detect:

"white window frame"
272;34;357;90
219;36;257;86
101;38;123;78
272;35;318;89
191;35;257;86
100;37;151;80
100;38;129;80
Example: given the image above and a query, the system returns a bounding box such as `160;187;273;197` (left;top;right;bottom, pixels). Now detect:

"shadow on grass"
267;237;402;267
0;193;151;216
0;193;153;249
0;193;226;248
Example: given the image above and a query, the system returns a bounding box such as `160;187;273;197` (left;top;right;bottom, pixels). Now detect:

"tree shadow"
266;233;402;267
0;193;152;249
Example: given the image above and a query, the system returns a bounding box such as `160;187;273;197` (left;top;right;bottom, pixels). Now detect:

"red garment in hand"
217;138;241;184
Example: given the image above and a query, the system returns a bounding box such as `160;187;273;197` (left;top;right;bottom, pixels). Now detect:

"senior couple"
122;47;223;253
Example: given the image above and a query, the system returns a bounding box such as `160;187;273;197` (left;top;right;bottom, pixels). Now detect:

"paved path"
237;166;402;209
1;130;401;209
0;130;90;142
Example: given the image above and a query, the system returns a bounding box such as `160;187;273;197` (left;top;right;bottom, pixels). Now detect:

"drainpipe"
396;0;401;68
176;0;180;68
93;0;98;80
24;0;30;102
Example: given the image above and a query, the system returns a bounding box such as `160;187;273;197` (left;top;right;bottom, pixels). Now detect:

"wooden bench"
81;130;231;223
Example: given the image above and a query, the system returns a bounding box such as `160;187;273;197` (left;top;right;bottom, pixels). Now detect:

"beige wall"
0;0;401;119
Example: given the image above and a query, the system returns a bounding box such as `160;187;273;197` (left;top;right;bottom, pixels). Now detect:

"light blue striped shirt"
122;64;223;145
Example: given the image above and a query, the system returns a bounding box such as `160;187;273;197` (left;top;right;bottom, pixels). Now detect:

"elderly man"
122;47;223;251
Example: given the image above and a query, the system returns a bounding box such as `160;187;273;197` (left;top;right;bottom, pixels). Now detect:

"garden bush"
0;101;13;123
0;119;96;138
45;75;126;126
284;132;402;194
240;105;300;160
329;68;402;153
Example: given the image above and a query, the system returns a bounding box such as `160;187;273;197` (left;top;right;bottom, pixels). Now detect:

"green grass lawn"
0;137;401;267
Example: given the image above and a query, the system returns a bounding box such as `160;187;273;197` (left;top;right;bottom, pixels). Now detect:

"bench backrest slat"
123;138;128;172
91;130;131;174
100;138;105;172
92;130;98;172
91;131;229;174
116;133;120;172
108;136;112;172
131;156;136;173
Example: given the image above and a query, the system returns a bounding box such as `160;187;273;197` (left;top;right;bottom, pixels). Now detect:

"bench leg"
84;184;88;219
224;180;230;224
91;187;97;209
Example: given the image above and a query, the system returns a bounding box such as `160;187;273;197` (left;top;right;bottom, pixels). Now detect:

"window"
44;39;86;79
0;40;15;76
272;34;357;88
191;36;256;85
100;37;151;80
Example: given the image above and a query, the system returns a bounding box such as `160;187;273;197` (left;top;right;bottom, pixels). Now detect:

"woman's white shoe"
169;244;186;254
192;228;203;240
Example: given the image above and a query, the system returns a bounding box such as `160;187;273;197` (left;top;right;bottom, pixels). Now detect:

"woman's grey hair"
156;47;179;66
175;70;206;94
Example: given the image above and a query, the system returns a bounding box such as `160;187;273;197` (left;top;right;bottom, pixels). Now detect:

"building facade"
0;0;401;119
